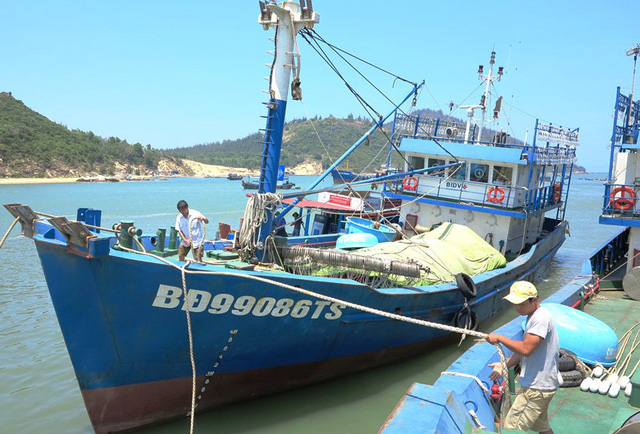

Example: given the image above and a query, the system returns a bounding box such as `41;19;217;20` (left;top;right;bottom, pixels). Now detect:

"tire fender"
456;273;477;298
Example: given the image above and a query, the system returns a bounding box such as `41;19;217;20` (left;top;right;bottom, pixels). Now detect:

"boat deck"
475;290;640;433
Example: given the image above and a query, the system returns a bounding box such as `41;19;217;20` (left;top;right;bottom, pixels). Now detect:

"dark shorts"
178;244;203;262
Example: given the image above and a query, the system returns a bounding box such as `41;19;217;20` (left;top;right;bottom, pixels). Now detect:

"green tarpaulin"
349;222;506;285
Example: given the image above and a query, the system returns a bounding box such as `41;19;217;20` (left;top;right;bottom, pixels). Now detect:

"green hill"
0;92;164;177
163;107;525;172
0;91;584;178
164;114;402;172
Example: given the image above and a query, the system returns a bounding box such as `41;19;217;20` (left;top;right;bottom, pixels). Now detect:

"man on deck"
175;200;209;262
485;281;560;434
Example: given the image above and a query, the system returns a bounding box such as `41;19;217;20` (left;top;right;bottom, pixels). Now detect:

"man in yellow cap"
485;280;559;434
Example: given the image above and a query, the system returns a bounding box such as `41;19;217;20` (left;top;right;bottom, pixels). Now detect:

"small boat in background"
227;173;243;180
242;176;296;190
331;168;376;183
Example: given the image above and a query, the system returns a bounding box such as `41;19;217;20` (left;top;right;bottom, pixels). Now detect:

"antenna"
626;44;640;132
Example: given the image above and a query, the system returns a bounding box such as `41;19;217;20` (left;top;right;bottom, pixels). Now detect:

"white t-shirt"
519;306;560;391
175;209;206;248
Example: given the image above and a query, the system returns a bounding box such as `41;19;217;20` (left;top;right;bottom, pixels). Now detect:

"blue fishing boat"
331;168;376;183
241;175;296;189
381;50;640;434
3;3;579;433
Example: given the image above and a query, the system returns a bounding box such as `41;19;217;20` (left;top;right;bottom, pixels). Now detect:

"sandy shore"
0;159;324;185
0;177;79;185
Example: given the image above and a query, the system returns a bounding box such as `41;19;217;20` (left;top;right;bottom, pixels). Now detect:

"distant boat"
76;176;119;183
227;173;243;180
242;176;296;190
331;169;376;183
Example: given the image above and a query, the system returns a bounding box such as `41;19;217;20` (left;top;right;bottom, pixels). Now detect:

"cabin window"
492;165;513;185
427;158;446;176
449;161;466;180
470;163;489;183
410;156;425;170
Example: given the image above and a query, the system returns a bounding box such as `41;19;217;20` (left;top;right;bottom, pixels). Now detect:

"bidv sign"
152;284;346;320
445;181;468;189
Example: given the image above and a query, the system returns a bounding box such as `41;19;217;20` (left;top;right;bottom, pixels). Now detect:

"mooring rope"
179;263;197;434
0;216;19;249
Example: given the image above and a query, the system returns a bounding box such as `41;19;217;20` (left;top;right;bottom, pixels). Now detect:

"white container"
592;366;604;378
608;383;621;398
580;377;592;391
598;380;610;395
619;376;630;389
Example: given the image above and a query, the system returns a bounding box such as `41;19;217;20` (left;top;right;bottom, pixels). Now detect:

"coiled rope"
187;216;206;263
236;193;281;260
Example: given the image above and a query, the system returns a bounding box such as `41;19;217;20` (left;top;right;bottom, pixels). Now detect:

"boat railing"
393;113;522;147
529;145;577;164
389;174;562;212
524;183;563;212
601;182;640;217
589;227;629;277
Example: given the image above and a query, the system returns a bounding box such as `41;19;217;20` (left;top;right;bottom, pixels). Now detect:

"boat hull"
32;220;567;432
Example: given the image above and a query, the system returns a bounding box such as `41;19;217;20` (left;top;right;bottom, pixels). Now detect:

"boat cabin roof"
399;138;527;165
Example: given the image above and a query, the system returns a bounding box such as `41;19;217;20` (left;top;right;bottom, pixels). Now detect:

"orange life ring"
610;186;637;210
553;182;561;203
487;186;505;203
402;176;418;191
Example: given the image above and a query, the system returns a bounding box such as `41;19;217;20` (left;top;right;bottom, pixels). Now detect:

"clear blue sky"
1;1;638;172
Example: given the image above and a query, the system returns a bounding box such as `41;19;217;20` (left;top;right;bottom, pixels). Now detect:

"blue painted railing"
590;228;628;276
389;177;561;212
393;113;577;163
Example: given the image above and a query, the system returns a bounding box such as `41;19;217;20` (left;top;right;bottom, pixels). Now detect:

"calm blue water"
0;175;618;433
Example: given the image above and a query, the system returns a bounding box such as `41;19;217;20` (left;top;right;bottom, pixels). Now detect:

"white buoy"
609;383;621;398
580;377;593;391
590;378;601;393
598;380;611;394
609;373;619;385
593;366;604;378
619;376;630;389
625;383;633;397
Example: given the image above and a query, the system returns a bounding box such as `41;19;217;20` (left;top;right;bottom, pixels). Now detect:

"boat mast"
258;1;318;194
461;51;503;143
255;1;319;246
626;44;640;136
